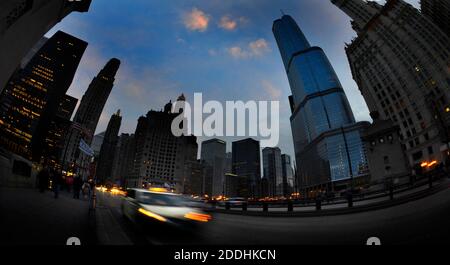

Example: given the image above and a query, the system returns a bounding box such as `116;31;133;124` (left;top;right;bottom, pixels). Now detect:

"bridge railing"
215;170;449;213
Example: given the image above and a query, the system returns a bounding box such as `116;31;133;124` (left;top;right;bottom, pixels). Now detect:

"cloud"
249;39;270;56
219;15;248;31
183;8;210;32
261;80;282;100
227;38;270;59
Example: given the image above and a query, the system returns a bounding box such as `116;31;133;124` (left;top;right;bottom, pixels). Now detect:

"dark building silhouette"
201;138;226;197
273;15;369;191
96;110;122;185
42;94;78;169
420;0;450;37
281;154;295;197
0;0;92;93
61;58;120;179
232;138;261;198
262;147;283;197
128;98;198;193
111;133;136;187
0;31;87;161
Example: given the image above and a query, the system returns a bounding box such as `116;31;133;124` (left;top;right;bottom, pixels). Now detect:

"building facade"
201;139;226;197
262;147;283;197
42;94;78;170
332;0;450;169
362;111;410;188
0;31;87;161
0;0;91;93
96;110;122;185
111;133;136;187
281;154;295;196
128;99;198;193
420;0;450;37
273;14;370;191
61;58;120;179
232;138;261;198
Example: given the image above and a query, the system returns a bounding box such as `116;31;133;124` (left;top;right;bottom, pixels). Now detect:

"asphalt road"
97;184;450;245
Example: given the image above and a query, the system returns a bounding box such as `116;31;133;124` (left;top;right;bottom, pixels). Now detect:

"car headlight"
138;208;167;222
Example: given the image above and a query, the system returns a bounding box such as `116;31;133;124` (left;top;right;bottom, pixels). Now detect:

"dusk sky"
47;0;420;159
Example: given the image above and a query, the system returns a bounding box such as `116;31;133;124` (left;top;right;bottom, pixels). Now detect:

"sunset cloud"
183;8;210;32
228;38;270;59
219;15;248;31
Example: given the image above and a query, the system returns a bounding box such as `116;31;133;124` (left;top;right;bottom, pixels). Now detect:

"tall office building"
232;138;261;198
0;0;92;93
262;147;283;197
96;110;122;185
420;0;450;37
201;139;226;197
332;0;450;168
111;133;136;187
61;58;120;177
42;94;78;169
91;131;106;157
273;15;370;191
128;99;198;193
281;154;295;196
0;31;87;161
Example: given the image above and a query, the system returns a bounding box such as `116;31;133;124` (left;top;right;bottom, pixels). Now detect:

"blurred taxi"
121;188;212;231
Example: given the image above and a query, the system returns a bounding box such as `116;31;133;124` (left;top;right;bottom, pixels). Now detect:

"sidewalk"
0;187;94;245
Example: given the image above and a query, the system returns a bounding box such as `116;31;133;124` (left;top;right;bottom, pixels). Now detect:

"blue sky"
47;0;419;159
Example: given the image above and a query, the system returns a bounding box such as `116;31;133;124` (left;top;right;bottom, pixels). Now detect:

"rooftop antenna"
280;9;286;16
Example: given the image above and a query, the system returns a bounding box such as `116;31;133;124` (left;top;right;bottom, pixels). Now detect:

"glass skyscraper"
273;15;369;190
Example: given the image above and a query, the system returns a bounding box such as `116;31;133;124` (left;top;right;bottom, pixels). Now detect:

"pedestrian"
73;176;82;199
82;181;90;200
37;164;50;193
51;169;62;199
66;175;73;193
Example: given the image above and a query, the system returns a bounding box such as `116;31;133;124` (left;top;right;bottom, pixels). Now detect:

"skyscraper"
262;147;283;197
128;98;198;193
201;139;226;197
61;58;120;177
273;15;370;191
0;0;92;93
111;133;136;187
96;110;122;185
42;94;78;169
232;138;261;198
420;0;450;37
332;0;450;169
281;154;295;196
0;31;87;161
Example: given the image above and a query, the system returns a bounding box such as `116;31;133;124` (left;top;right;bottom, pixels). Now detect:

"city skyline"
45;0;420;160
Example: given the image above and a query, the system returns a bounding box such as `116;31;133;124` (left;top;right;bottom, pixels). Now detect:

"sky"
47;0;420;160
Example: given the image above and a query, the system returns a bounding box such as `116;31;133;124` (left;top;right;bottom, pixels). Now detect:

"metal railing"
214;170;449;213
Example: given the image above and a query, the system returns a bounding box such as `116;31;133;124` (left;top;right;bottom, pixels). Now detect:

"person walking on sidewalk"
82;181;90;200
51;169;62;199
37;164;50;193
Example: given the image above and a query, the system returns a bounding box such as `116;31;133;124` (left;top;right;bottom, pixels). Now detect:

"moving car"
121;188;212;231
218;197;247;207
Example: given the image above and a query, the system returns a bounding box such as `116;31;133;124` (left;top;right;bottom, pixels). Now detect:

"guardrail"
211;171;449;215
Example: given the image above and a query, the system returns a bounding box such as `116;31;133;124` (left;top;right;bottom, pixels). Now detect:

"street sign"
79;139;94;157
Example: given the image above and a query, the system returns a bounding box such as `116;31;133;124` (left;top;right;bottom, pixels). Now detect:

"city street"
0;187;94;245
96;184;450;245
1;183;450;245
